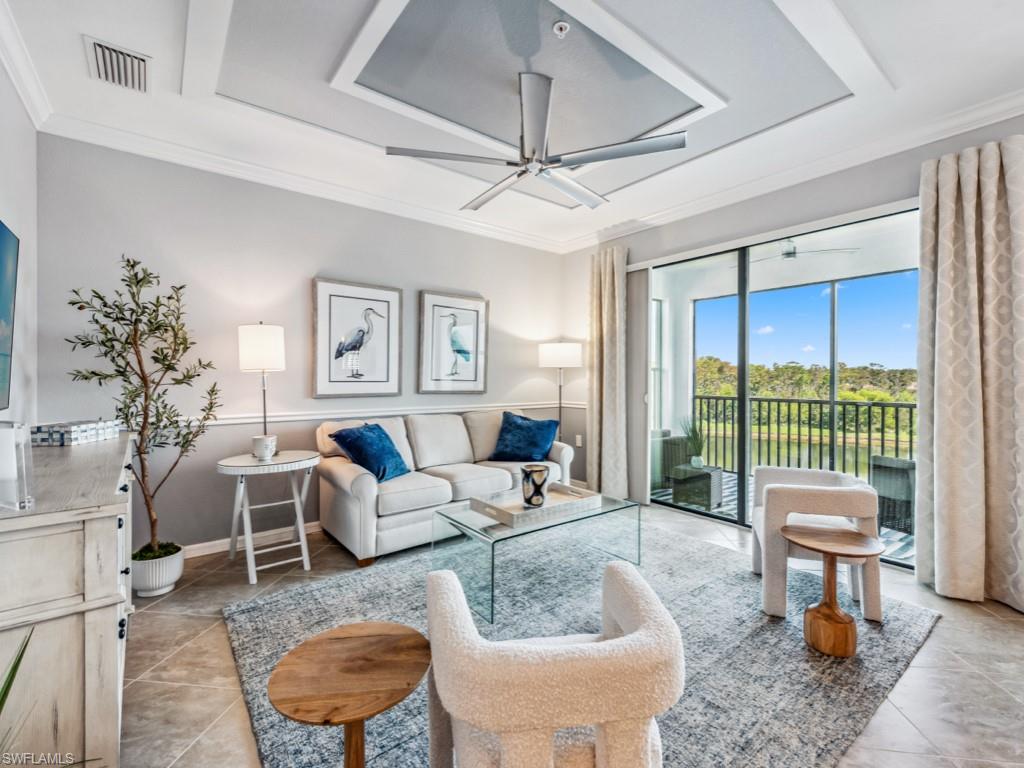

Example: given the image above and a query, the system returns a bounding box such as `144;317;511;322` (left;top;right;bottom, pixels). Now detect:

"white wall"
37;135;567;547
0;63;36;424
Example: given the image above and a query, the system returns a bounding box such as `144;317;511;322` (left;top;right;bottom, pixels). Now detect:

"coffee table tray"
470;483;602;528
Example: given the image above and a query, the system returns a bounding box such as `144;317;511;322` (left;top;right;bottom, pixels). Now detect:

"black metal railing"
693;395;917;480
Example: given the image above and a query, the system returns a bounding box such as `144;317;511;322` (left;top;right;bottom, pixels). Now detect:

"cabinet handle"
119;618;127;628
118;628;126;640
117;518;125;529
121;567;131;575
119;484;129;493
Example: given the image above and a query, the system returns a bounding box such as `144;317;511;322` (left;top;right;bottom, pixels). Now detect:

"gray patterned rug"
223;518;939;767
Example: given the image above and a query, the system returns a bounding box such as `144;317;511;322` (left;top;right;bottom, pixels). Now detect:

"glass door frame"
648;209;919;569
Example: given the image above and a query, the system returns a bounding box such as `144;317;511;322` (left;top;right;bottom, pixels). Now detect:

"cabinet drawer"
0;524;84;613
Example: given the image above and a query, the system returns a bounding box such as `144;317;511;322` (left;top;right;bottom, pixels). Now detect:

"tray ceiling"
4;0;1024;252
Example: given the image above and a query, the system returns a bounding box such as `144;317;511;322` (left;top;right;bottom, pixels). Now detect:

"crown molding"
558;87;1024;255
38;112;568;253
0;0;51;128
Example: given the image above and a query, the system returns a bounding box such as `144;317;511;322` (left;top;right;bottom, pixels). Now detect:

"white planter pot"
133;548;185;597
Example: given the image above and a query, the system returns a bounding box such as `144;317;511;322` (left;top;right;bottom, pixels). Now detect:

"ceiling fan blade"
519;72;552;162
461;169;529;211
546;130;688;168
538;169;607;209
386;146;519;167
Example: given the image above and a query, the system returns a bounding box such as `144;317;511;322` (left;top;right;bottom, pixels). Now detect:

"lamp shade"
538;342;582;368
238;324;286;372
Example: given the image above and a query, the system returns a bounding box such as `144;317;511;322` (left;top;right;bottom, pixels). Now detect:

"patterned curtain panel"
587;246;628;497
917;135;1024;611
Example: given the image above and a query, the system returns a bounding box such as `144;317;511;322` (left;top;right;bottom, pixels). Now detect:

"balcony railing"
693;394;917;480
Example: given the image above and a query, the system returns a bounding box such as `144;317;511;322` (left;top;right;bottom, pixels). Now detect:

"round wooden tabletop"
267;621;431;727
781;524;885;559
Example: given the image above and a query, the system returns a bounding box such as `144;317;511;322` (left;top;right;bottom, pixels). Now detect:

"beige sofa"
315;409;574;565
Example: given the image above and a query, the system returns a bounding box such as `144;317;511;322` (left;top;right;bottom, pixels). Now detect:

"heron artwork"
334;307;385;379
442;312;472;377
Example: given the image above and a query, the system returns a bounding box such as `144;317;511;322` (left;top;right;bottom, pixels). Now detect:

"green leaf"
0;627;32;718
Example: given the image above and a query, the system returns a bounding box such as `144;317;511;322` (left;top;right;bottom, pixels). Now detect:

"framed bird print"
313;278;401;397
418;291;488;394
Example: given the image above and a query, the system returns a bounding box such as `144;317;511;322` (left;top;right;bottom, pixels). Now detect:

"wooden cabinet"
0;436;133;767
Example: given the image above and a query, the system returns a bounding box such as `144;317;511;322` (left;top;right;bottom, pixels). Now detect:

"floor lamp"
538;342;583;441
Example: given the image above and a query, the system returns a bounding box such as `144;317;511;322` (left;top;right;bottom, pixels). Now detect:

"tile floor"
121;511;1024;768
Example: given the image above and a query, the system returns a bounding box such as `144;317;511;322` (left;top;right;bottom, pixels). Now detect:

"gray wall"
37;136;571;548
0;64;37;424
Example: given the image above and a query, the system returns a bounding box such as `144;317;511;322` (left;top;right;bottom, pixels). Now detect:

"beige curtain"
587;246;628;497
917;135;1024;611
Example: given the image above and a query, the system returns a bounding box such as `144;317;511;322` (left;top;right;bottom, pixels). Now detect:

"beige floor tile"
121;682;239;768
144;570;283;616
141;622;241;690
978;600;1024;620
909;642;972;670
839;748;957;767
956;760;1024;768
170;697;260;768
889;667;1024;762
124;612;219;679
851;700;938;754
286;541;359;576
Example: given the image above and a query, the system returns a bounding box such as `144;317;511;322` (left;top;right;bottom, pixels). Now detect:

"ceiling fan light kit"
386;72;688;211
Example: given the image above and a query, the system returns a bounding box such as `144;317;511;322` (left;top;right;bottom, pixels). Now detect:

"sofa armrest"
318;456;378;505
548;441;574;483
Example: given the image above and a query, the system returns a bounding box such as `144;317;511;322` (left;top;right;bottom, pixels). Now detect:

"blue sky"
696;270;918;369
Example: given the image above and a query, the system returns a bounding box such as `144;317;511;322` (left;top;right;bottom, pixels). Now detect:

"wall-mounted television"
0;219;19;412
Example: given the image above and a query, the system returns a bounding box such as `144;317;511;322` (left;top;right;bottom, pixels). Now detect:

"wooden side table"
216;450;320;584
780;525;885;658
268;622;431;768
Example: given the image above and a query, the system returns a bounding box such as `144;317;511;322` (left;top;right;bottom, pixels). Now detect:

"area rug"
223;518;939;767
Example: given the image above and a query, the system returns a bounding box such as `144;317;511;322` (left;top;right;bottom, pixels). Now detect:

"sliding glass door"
649;210;920;566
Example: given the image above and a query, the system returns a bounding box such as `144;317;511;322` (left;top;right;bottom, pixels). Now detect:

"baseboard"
182;521;323;559
570;479;590;490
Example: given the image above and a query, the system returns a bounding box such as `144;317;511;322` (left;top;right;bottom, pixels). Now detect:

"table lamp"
538;341;582;441
238;322;286;460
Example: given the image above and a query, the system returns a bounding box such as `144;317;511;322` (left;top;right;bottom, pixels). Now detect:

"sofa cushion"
490;412;559;462
477;460;561;484
377;471;453;517
421;463;513;500
463;409;524;462
405;414;474;469
316;417;416;469
329;423;409;482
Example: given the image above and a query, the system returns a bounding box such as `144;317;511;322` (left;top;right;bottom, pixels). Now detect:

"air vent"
84;36;149;93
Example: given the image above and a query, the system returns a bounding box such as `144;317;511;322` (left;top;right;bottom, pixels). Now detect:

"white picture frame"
418;290;488;394
313;278;402;397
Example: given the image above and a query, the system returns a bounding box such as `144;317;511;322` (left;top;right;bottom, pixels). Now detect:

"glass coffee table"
431;493;640;622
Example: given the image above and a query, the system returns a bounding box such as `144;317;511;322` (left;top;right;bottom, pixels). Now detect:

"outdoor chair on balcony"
869;455;915;536
751;467;882;622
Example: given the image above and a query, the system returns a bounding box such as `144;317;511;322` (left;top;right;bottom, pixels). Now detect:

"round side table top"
267;621;431;726
216;450;321;475
781;524;885;559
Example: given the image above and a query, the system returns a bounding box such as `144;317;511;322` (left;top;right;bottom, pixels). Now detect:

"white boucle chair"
751;466;882;622
427;562;685;768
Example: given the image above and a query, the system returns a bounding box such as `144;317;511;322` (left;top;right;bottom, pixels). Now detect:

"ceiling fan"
385;72;688;211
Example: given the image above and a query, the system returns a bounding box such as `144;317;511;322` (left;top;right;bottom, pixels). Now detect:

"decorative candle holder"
0;422;34;512
521;463;550;508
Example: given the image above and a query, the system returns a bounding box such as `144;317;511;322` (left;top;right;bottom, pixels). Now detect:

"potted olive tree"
68;257;220;596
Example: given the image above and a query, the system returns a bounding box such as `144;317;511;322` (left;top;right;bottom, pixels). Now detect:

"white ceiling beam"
770;0;896;94
181;0;234;99
0;0;51;127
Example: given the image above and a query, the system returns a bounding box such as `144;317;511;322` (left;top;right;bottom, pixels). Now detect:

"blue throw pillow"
329;423;410;482
490;412;559;462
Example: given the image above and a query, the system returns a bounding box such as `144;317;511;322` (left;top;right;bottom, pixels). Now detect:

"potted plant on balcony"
67;257;220;597
680;417;706;468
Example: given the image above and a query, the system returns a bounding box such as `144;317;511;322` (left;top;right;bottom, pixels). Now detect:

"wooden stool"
268;621;431;767
780;525;885;658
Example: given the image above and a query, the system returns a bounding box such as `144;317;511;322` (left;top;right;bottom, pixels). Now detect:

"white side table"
216;450;321;584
